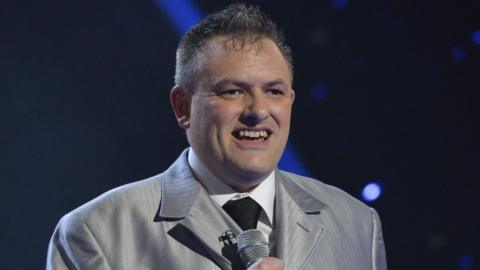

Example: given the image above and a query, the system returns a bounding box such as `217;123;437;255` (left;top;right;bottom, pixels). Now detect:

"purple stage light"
362;182;382;202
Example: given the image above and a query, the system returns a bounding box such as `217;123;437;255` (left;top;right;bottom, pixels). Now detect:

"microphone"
236;229;270;268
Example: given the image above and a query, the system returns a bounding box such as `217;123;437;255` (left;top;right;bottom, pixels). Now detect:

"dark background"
2;0;479;269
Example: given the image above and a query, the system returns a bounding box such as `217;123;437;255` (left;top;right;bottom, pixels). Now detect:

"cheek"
196;101;240;139
210;101;240;124
272;103;293;126
189;102;215;140
191;99;219;124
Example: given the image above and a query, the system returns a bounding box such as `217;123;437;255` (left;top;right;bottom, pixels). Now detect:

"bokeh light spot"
362;182;382;202
311;84;328;100
451;48;468;62
331;0;348;9
458;254;474;270
473;29;480;45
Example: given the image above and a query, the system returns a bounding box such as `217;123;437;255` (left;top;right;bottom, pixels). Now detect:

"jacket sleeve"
370;208;388;270
46;214;112;270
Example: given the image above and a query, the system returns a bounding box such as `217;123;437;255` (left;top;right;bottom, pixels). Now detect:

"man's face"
185;37;294;191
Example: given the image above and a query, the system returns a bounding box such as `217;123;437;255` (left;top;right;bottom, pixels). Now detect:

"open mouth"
232;129;272;141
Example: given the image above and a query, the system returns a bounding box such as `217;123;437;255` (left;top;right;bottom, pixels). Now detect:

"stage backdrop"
2;0;479;269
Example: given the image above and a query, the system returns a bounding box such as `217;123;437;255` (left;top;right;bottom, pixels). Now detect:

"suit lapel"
275;171;328;270
154;149;241;269
178;189;240;269
155;150;329;269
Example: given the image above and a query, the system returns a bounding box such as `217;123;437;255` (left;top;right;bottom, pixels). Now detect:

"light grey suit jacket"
47;149;387;269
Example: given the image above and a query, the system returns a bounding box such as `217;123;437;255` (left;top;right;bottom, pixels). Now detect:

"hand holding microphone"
246;257;284;270
237;229;284;270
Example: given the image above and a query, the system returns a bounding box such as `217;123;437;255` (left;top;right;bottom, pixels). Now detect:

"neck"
187;148;273;194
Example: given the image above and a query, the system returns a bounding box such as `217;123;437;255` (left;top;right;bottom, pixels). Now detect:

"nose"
240;91;269;126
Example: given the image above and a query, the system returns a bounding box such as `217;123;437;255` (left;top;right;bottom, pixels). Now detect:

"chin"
230;163;273;180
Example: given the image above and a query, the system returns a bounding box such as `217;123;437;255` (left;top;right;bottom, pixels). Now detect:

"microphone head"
236;229;270;268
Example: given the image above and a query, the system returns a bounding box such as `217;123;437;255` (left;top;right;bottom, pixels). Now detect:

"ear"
170;85;191;129
290;88;296;103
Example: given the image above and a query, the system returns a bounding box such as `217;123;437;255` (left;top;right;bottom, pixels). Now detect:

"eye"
266;88;285;96
219;89;244;97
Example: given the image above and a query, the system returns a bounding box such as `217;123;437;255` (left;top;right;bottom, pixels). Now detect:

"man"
47;3;387;270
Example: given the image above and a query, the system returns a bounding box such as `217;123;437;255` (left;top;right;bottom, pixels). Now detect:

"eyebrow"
263;79;288;88
210;78;289;89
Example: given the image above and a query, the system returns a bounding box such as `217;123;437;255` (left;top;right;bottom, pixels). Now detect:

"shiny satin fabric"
47;149;387;270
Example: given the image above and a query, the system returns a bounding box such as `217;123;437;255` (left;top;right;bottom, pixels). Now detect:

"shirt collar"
187;148;275;224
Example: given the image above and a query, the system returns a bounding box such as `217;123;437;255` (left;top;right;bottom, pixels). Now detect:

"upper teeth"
239;130;268;138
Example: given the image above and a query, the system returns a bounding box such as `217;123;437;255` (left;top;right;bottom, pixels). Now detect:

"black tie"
222;197;261;231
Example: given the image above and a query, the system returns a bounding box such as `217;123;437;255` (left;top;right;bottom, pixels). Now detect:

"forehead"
198;36;292;84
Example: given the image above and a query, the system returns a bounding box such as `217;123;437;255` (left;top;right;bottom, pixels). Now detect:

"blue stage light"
458;254;474;270
331;0;349;9
279;143;309;176
362;182;382;202
311;84;327;100
473;30;480;45
155;0;203;34
451;48;468;62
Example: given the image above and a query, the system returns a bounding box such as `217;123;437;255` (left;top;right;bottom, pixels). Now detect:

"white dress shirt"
187;148;275;243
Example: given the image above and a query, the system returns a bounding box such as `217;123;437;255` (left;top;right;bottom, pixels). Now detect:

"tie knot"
223;197;261;231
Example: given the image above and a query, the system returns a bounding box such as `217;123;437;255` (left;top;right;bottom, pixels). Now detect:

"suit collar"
188;148;276;225
155;150;330;269
156;148;200;219
157;150;329;219
276;169;328;213
275;170;328;269
155;149;241;269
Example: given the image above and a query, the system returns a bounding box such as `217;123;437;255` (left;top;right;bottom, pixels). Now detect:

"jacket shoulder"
64;173;163;224
48;174;164;269
279;170;374;216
